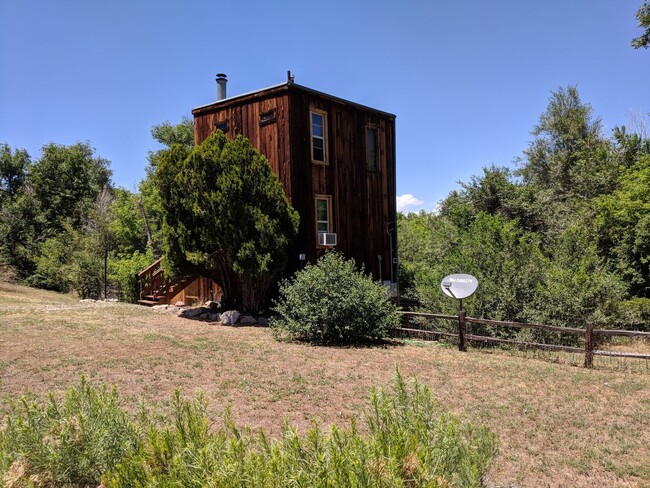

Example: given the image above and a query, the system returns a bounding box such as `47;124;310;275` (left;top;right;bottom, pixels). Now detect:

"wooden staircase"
137;258;193;306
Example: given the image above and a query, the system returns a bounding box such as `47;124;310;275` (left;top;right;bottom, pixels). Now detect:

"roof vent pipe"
216;73;227;101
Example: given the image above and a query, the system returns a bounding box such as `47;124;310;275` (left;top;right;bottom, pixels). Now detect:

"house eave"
192;82;396;119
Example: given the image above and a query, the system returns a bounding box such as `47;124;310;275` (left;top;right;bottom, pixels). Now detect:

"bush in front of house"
270;252;400;343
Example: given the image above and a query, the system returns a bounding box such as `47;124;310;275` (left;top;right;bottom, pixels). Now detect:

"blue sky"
1;1;648;212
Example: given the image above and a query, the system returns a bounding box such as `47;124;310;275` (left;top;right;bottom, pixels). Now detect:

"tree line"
0;119;195;302
2;86;648;331
0;118;298;313
398;86;650;331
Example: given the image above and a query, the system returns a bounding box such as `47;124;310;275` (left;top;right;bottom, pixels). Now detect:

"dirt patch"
0;283;649;487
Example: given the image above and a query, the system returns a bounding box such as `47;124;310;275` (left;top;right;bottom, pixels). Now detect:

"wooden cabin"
138;73;397;306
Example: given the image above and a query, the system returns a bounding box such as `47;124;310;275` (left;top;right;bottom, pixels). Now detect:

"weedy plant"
1;372;497;487
0;376;141;487
104;370;498;487
271;252;400;344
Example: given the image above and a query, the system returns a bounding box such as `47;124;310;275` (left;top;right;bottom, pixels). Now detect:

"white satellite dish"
441;274;478;300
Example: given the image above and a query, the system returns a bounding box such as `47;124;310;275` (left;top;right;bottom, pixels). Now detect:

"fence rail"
396;311;650;368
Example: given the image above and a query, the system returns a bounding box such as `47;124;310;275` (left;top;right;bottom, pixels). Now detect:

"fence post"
458;310;467;352
584;323;594;368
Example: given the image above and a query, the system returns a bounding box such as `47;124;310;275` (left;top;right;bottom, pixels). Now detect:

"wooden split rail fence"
395;311;650;368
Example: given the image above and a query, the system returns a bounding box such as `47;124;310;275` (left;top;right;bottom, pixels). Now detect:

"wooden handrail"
137;257;163;278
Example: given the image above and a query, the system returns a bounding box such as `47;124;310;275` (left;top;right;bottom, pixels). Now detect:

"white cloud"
396;194;424;212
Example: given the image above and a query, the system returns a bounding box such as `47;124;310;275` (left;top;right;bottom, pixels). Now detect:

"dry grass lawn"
1;282;649;487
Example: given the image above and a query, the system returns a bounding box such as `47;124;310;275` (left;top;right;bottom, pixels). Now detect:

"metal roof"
192;81;396;119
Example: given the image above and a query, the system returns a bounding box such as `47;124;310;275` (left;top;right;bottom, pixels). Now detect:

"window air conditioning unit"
318;232;337;246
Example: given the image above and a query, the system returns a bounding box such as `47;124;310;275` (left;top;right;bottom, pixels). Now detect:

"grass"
0;282;649;487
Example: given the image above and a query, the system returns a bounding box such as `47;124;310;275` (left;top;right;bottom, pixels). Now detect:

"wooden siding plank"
194;87;396;283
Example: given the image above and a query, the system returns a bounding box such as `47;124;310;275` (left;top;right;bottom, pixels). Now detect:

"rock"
181;307;204;318
166;305;179;313
103;298;118;303
199;313;210;319
257;316;269;326
209;313;220;322
79;299;96;303
175;301;185;307
239;315;257;325
152;304;168;312
220;310;240;325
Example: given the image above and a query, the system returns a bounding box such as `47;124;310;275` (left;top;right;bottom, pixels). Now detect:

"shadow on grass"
281;337;405;350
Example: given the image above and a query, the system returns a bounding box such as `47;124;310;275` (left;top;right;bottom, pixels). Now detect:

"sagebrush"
0;373;497;487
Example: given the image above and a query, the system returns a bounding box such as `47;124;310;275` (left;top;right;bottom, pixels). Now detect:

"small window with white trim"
315;195;331;234
310;109;327;163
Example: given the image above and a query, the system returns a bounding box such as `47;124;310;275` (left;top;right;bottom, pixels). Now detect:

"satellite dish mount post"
441;275;478;353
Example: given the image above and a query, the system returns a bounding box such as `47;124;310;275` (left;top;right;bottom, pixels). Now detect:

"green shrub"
0;376;141;487
109;249;156;303
103;370;497;487
617;297;650;331
270;252;399;343
1;374;497;487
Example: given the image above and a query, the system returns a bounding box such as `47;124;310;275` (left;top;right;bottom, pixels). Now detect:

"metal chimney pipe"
216;73;227;101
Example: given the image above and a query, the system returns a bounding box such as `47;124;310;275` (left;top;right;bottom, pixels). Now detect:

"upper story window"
366;126;379;171
310;109;328;164
259;109;276;126
215;119;229;133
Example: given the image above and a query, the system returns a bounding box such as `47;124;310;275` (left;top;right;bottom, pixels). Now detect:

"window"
215;119;229;133
259;109;276;126
310;110;327;163
366;126;378;171
315;195;331;234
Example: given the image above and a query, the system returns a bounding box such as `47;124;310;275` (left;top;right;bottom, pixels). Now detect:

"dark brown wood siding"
288;89;396;282
194;92;292;200
193;84;397;282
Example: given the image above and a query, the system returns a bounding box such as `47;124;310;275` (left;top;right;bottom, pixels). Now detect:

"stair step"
138;299;160;306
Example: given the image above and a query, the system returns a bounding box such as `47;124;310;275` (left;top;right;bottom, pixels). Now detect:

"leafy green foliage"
109;188;147;256
632;1;650;49
398;210;548;328
0;144;29;201
0;377;140;487
0;142;114;286
109;249;156;303
28;142;112;236
597;154;650;297
0;375;497;488
618;298;650;331
0;186;42;278
150;116;195;149
28;223;105;298
271;252;399;343
0;122;174;300
104;372;496;487
156;130;299;313
399;86;647;332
